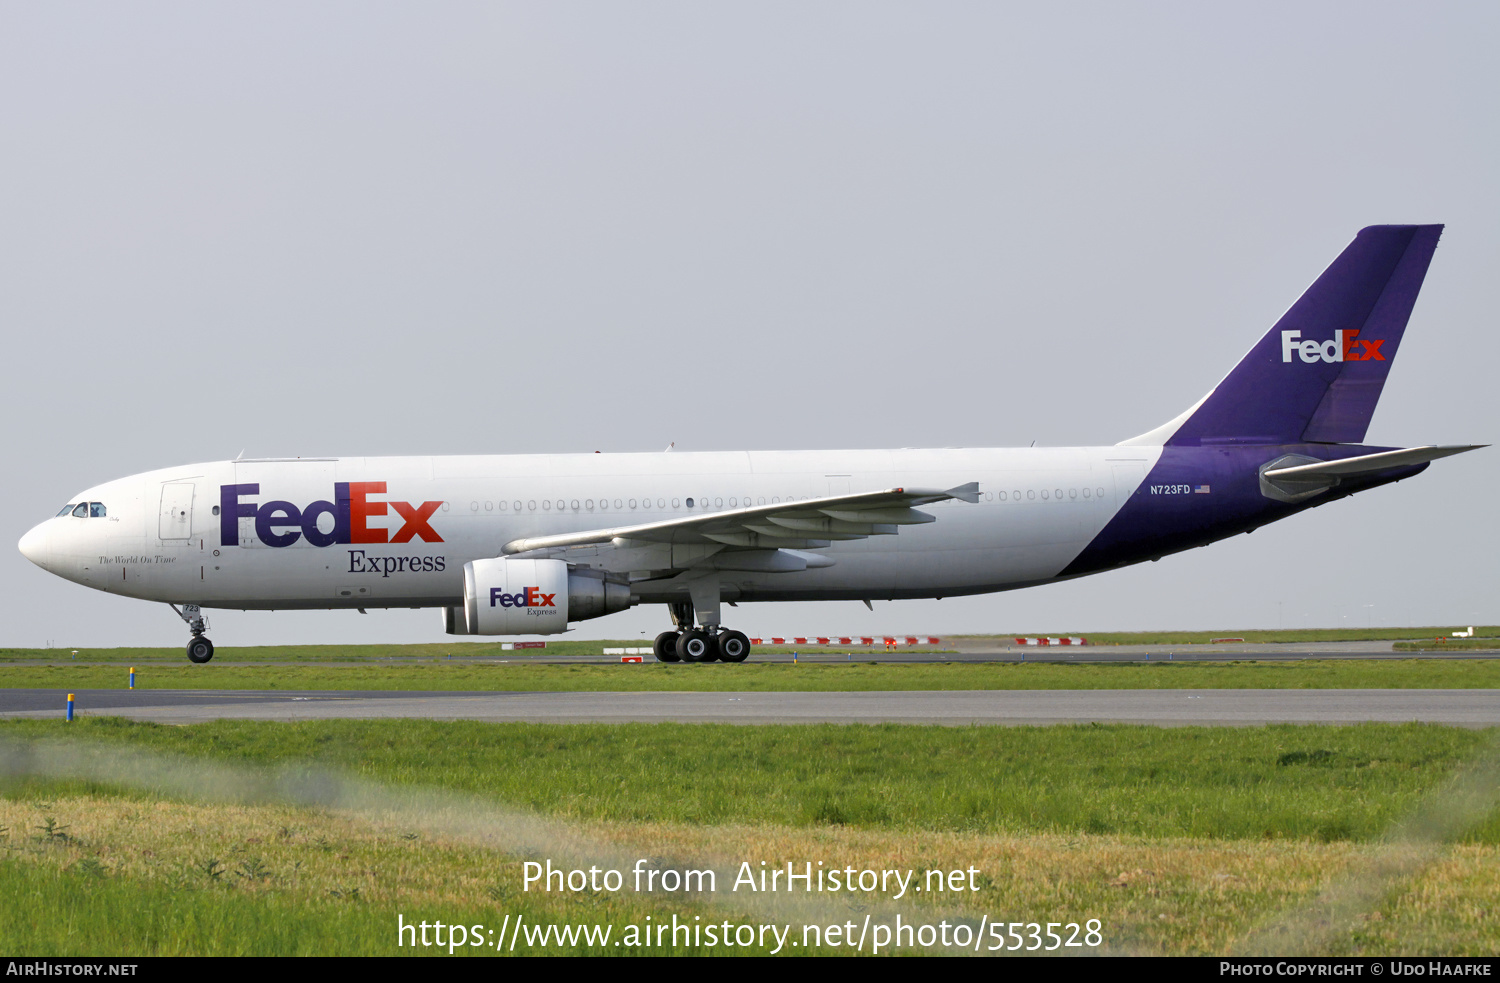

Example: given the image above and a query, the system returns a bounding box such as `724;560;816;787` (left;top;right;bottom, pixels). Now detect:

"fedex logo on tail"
220;482;443;548
1281;329;1386;364
490;587;556;609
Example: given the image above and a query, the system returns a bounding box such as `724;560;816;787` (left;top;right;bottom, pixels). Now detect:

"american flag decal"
1194;485;1211;494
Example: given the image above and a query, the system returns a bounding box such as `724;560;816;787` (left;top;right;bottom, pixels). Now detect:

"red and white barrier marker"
620;655;643;663
1014;637;1088;646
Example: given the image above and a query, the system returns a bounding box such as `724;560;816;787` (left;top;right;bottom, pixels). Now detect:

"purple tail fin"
1156;225;1442;447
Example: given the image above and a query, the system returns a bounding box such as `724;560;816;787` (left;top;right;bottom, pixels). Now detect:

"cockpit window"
56;504;76;517
90;503;107;518
71;504;88;518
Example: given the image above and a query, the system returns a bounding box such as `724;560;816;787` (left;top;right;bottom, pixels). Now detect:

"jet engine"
444;558;634;635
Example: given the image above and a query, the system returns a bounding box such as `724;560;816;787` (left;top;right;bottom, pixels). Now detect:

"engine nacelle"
453;558;634;635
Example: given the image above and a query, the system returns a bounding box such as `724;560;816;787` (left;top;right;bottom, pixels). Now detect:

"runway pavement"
3;687;1496;727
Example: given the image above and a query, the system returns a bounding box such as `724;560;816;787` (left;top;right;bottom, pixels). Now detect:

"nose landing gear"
186;636;215;664
170;603;215;664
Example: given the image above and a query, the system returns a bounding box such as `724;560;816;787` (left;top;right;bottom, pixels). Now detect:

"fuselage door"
159;483;195;541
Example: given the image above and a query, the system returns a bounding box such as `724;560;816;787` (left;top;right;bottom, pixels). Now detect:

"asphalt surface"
7;640;1493;667
4;687;1497;727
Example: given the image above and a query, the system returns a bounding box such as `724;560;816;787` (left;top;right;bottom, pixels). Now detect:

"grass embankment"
2;718;1498;955
2;718;1496;841
1395;639;1500;652
6;658;1500;692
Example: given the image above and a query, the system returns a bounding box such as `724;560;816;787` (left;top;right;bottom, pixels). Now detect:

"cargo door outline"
159;483;195;542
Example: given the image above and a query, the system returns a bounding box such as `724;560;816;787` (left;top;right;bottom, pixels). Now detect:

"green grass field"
2;718;1498;955
3;717;1493;841
4;658;1500;692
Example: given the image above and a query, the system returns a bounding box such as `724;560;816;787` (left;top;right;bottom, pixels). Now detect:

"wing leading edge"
500;483;980;558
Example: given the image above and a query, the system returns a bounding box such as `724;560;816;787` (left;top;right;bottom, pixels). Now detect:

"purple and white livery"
18;226;1483;664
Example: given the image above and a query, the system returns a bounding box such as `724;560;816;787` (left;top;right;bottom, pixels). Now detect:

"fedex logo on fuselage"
490;587;556;609
220;482;443;548
1280;329;1386;364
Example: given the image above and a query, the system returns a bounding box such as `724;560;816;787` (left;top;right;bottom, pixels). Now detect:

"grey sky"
3;2;1495;648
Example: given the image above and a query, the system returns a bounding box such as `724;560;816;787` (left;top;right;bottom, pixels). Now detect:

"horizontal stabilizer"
1263;444;1485;481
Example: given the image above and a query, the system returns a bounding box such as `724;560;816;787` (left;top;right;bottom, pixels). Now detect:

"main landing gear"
652;628;751;663
171;603;215;664
652;601;751;664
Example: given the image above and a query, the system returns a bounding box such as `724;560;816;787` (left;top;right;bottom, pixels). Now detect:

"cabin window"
585;499;594;511
527;501;536;511
686;498;694;507
1097;487;1106;498
485;501;493;511
1026;490;1035;501
470;501;479;512
72;504;88;517
672;498;681;508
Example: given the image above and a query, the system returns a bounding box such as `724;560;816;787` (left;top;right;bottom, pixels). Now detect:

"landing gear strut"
170;603;215;664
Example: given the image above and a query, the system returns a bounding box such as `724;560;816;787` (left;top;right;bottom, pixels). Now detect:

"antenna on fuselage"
234;449;245;461
664;441;675;452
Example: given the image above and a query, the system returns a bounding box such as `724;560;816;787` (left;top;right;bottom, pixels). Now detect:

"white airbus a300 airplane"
18;226;1483;664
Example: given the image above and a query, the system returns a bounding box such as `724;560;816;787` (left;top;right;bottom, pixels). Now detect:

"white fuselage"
21;447;1160;612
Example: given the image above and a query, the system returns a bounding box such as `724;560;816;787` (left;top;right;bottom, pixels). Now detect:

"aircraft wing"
500;483;979;556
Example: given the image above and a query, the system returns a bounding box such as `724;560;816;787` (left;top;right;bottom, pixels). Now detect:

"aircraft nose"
18;522;50;571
